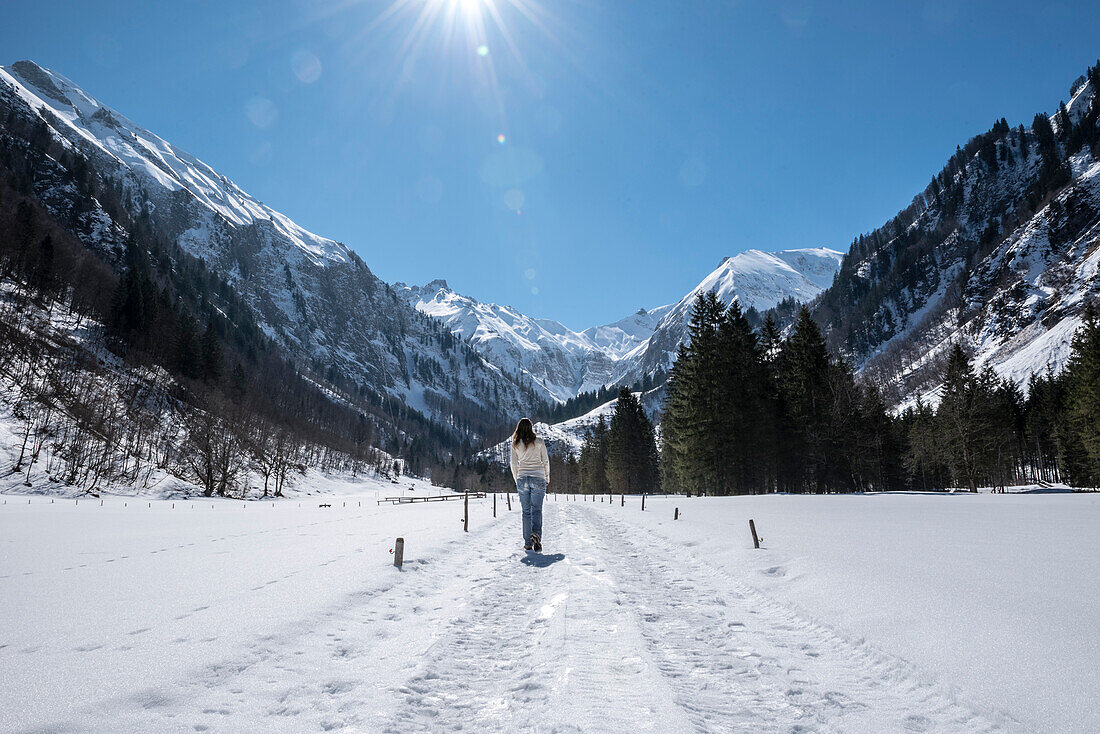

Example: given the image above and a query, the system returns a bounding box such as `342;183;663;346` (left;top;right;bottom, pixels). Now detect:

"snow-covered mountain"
815;68;1100;405
396;279;671;402
402;248;843;404
0;60;545;437
581;308;674;360
613;248;844;385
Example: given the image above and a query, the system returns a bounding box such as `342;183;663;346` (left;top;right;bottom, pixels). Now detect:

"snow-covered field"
1;487;1096;732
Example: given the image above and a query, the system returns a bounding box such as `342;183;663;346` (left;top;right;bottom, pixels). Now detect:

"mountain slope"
813;64;1100;405
0;60;546;443
397;279;670;402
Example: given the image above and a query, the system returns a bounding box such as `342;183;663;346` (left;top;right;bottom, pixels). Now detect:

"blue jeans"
516;474;546;543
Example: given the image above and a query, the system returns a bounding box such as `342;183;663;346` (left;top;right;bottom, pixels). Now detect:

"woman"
509;418;549;552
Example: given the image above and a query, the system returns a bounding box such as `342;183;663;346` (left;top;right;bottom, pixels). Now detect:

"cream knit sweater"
510;437;550;483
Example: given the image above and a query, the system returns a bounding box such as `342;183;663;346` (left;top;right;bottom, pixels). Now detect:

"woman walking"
510;418;549;552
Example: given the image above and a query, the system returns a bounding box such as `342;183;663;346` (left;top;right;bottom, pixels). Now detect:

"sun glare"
338;0;560;131
351;0;557;74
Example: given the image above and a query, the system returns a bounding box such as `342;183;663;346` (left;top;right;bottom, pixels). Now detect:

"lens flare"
497;133;507;145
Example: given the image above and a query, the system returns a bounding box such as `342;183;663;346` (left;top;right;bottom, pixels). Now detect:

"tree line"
658;292;1100;494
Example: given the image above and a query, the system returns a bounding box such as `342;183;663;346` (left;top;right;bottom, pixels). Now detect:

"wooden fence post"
641;493;646;511
749;519;760;549
507;492;512;511
464;492;469;532
621;494;624;507
493;493;497;518
674;507;679;520
393;537;404;567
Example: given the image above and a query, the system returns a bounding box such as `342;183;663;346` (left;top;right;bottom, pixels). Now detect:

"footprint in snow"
903;714;933;732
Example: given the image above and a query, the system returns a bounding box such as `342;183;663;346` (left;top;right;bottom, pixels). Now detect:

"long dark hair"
512;417;537;448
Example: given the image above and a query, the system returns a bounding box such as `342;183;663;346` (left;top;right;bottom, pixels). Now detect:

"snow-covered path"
12;498;1021;733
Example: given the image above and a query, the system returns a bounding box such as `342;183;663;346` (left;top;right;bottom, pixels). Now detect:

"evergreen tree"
174;311;201;379
903;399;941;490
759;314;782;365
660;342;691;494
935;343;1000;492
1057;101;1072;141
1063;304;1100;485
713;301;772;493
200;320;223;382
1024;370;1066;483
660;291;725;494
32;234;53;294
578;416;610;495
605;388;660;495
775;307;833;492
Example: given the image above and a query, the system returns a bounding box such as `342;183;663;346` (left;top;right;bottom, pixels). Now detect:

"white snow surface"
3;488;1095;732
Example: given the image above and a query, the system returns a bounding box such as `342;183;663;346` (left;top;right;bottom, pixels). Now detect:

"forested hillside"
814;62;1100;405
0;60;550;495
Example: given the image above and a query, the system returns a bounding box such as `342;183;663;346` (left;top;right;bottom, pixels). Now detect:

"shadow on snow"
521;552;565;568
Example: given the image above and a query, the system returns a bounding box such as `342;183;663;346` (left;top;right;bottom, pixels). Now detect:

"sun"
335;0;562;126
352;0;555;67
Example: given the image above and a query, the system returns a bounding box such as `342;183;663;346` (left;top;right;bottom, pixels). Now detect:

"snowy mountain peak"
610;247;844;383
396;280;649;402
700;248;844;311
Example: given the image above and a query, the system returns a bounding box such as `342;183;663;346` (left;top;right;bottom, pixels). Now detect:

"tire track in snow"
577;504;1016;733
380;500;694;732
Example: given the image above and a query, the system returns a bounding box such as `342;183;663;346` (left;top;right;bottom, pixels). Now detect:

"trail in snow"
36;499;1018;733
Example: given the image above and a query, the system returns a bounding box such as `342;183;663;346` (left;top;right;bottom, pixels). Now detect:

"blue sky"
2;1;1098;328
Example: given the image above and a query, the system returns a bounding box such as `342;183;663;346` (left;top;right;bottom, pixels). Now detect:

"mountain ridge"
398;246;843;404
